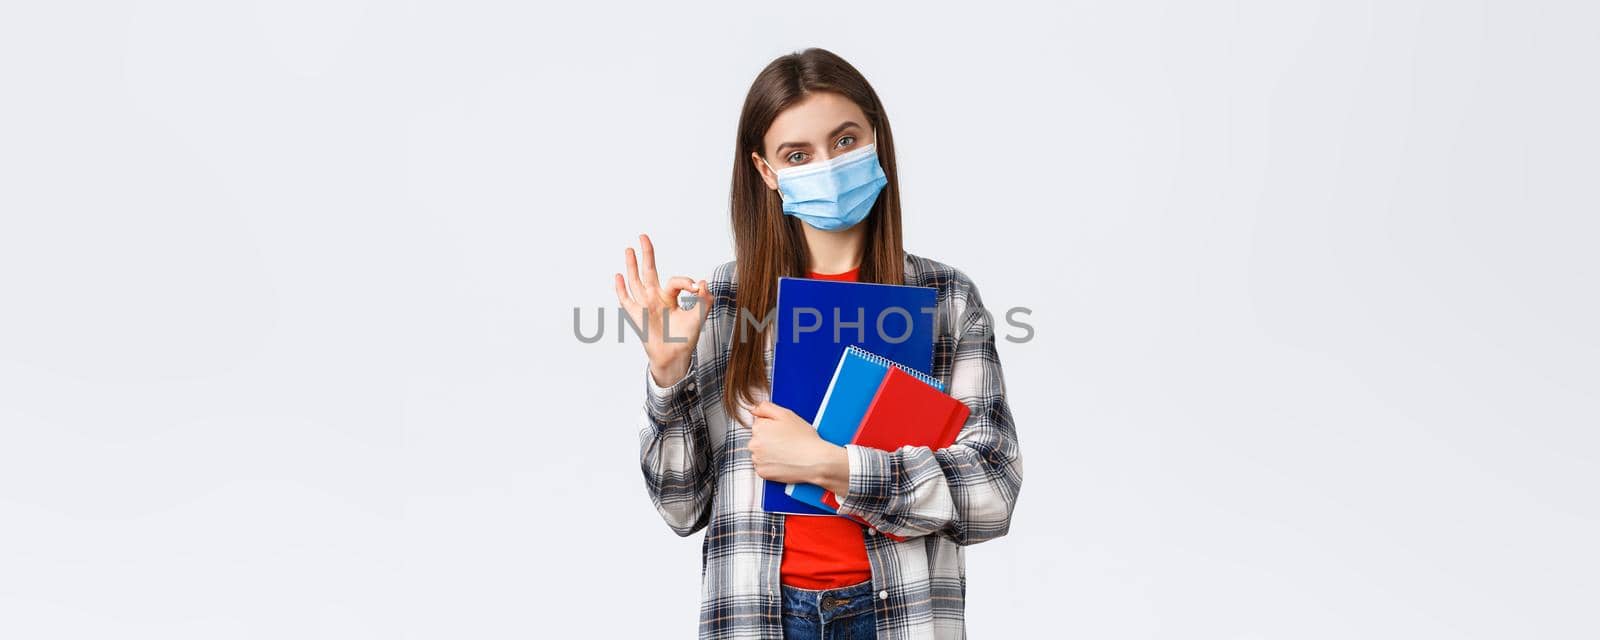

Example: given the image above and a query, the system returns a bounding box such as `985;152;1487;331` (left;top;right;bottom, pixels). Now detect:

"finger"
613;273;638;311
662;276;696;302
638;234;662;292
694;279;712;314
623;247;648;306
764;401;794;418
751;401;781;419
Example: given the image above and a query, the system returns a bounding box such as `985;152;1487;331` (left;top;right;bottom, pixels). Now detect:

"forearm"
649;355;691;388
640;360;715;536
835;439;1020;544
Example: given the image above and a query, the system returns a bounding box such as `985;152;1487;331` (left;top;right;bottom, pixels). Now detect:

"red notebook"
820;366;973;530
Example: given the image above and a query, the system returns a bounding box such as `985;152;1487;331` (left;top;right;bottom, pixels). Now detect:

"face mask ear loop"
759;153;781;194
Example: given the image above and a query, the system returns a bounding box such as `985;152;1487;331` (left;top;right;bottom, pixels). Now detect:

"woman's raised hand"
614;234;712;386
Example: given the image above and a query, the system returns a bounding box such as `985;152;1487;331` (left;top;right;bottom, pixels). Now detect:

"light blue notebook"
785;345;945;513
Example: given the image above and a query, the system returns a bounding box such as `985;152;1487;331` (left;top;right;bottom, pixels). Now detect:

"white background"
2;1;1596;638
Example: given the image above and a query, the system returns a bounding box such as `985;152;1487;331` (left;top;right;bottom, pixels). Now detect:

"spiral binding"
844;344;944;392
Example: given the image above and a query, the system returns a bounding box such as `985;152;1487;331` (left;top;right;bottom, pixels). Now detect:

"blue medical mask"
761;132;888;231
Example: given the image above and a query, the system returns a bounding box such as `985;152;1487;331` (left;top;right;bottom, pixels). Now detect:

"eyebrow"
774;121;864;155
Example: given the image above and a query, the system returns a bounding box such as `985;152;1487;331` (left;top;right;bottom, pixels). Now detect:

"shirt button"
878;590;889;600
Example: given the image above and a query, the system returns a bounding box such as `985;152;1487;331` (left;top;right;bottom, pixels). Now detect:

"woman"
616;48;1023;640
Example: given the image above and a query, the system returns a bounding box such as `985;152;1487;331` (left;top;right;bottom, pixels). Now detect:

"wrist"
649;358;689;387
811;443;851;498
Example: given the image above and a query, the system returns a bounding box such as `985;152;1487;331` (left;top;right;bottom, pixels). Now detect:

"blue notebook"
763;276;938;515
785;345;946;513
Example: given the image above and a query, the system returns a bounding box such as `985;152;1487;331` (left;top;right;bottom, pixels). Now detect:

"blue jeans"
780;579;879;639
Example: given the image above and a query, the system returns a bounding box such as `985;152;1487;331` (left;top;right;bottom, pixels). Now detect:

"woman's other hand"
745;401;849;492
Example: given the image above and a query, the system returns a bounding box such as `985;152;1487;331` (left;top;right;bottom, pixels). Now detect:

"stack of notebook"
785;346;972;540
764;277;973;541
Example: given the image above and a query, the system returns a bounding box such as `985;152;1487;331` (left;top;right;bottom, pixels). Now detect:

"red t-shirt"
779;264;873;589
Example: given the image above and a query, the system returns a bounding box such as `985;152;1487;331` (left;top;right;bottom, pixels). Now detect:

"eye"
786;151;808;164
835;135;856;149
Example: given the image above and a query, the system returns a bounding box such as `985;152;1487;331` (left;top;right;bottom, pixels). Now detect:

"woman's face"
752;91;873;192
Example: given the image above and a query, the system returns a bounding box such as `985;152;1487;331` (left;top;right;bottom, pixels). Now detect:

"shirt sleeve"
637;350;716;537
833;282;1025;545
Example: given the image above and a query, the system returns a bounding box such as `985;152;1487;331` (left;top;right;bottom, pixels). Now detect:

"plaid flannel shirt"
638;253;1024;640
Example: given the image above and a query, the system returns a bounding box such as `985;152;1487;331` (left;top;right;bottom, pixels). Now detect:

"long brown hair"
724;48;906;422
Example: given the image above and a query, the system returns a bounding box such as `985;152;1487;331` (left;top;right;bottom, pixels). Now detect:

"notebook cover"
763;277;937;515
853;366;971;452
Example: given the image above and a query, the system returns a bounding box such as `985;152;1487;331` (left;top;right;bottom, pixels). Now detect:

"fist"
743;401;837;484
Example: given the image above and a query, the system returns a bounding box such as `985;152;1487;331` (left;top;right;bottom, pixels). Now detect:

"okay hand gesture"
614;234;712;386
